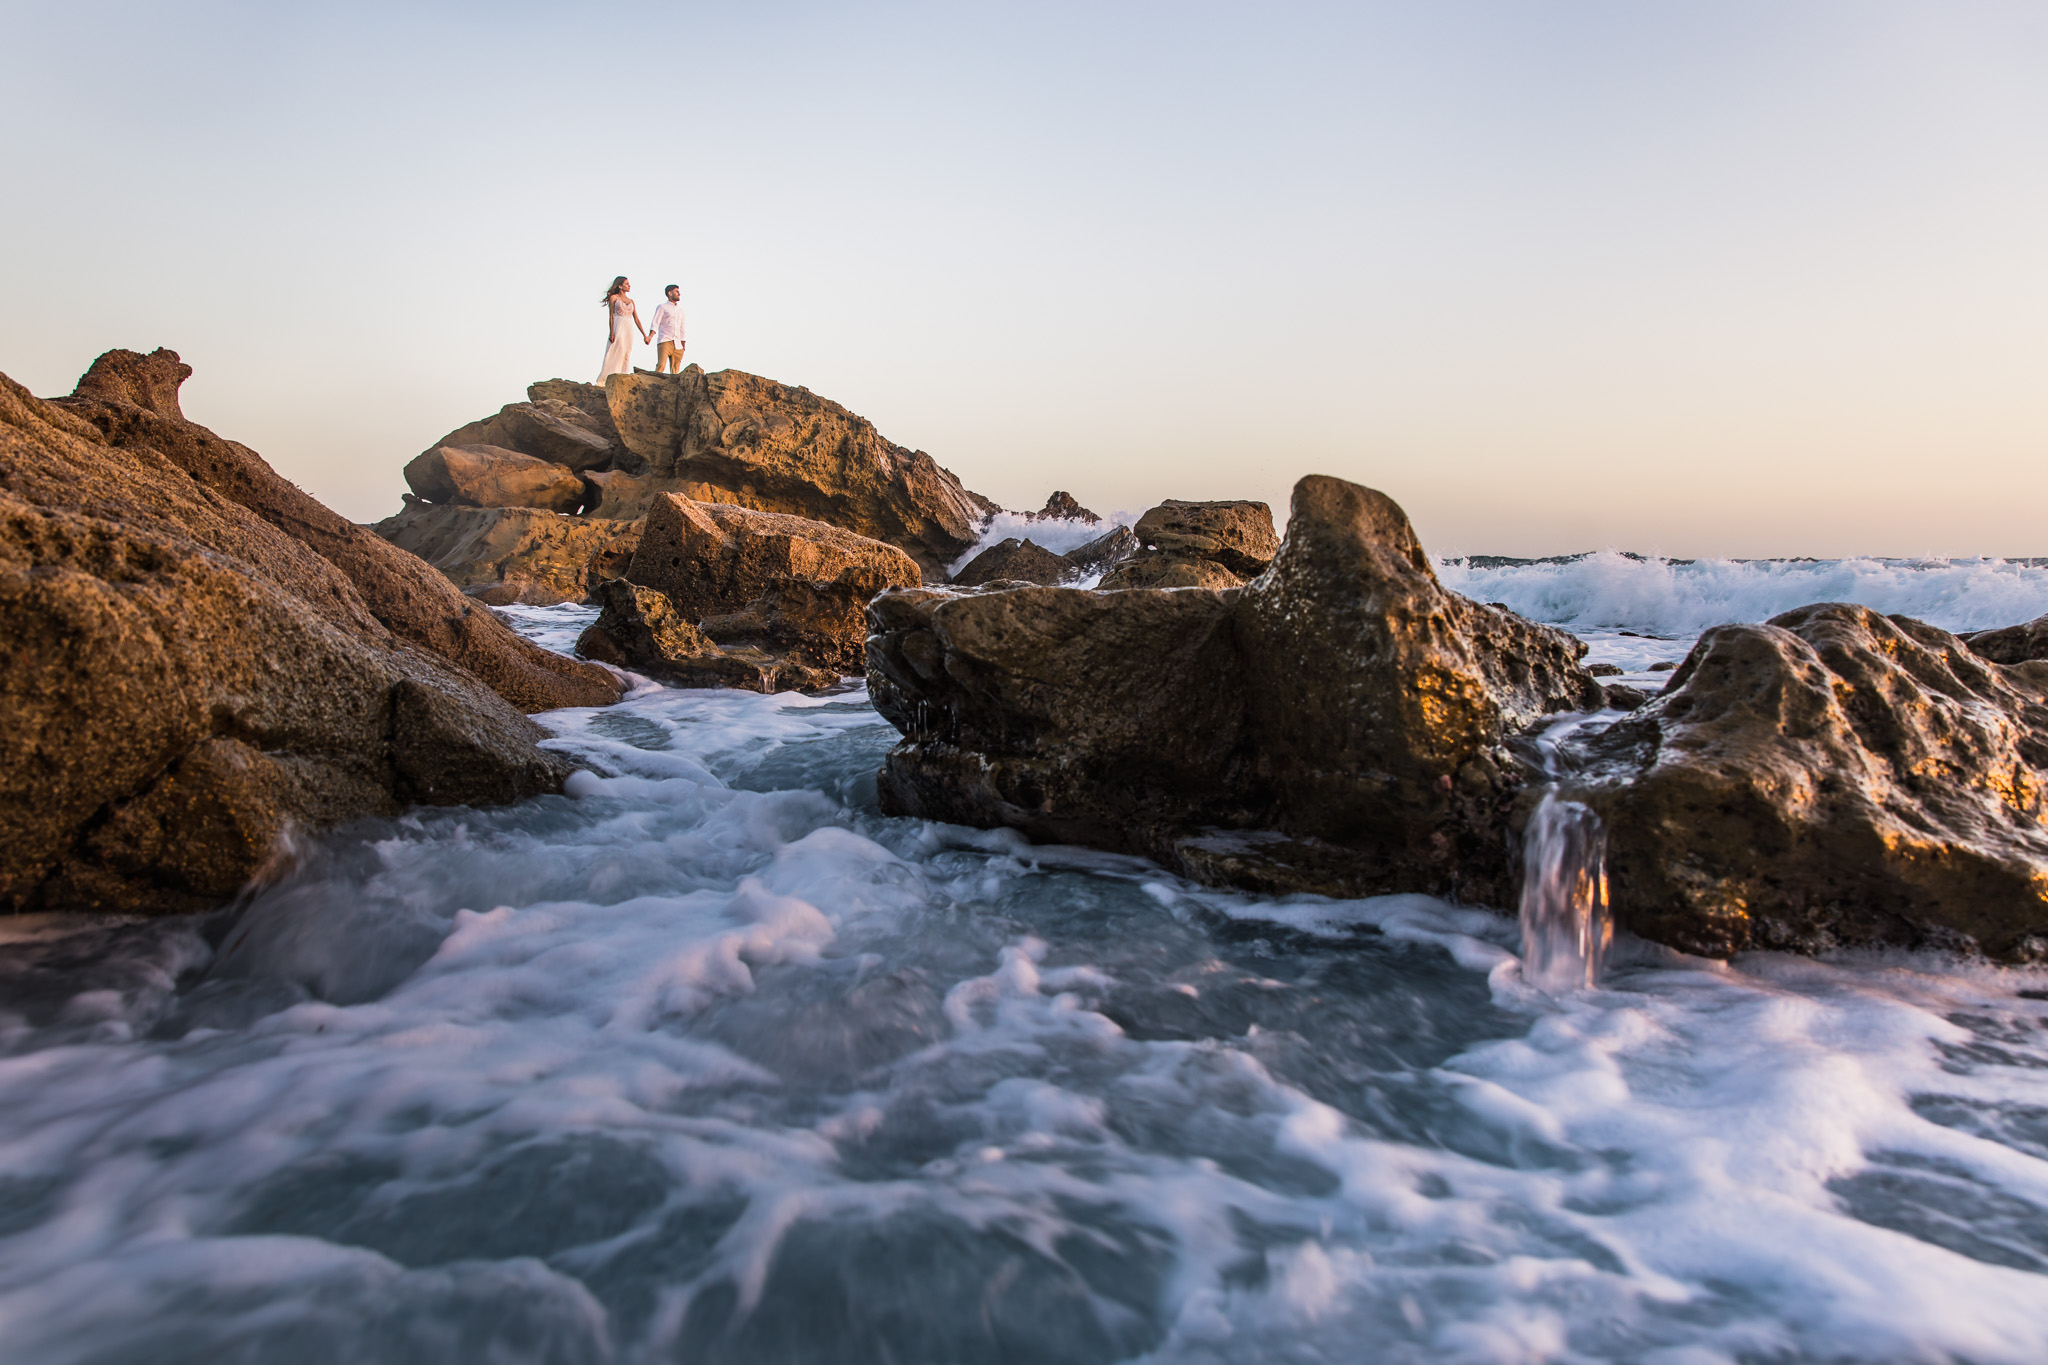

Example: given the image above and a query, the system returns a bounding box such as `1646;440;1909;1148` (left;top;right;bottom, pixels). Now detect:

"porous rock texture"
1553;604;2048;960
1063;525;1138;579
402;444;585;513
868;475;1603;906
579;494;919;688
950;537;1077;588
574;581;837;694
62;349;621;713
1099;499;1279;590
1025;491;1100;524
375;501;641;606
1;359;582;917
430;393;624;473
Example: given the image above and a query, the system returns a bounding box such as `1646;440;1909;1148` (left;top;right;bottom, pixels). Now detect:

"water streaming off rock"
1517;789;1612;993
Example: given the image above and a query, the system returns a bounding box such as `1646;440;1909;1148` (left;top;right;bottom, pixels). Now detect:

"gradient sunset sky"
5;1;2044;557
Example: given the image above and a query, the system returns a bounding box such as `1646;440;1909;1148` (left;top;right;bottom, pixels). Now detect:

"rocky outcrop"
626;494;920;629
374;502;641;606
1099;499;1278;590
2;363;581;917
868;476;1602;906
403;444;585;513
1553;605;2048;960
63;350;621;713
1962;615;2048;666
1063;525;1138;578
573;581;837;694
1025;491;1100;523
429;393;624;473
951;538;1077;588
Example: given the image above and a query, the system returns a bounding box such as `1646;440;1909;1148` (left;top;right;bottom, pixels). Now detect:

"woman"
597;276;650;381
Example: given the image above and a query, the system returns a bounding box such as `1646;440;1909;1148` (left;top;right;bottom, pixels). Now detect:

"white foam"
948;509;1141;576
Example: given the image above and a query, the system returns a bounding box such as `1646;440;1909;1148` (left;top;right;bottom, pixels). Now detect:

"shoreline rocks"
1099;499;1278;590
403;444;585;513
374;502;642;607
868;475;1603;907
2;354;593;917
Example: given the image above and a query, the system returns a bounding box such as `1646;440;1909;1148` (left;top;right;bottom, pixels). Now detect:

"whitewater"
4;555;2048;1364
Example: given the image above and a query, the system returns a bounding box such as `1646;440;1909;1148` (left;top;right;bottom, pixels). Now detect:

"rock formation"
1;359;586;917
1962;614;2048;666
573;582;837;694
1025;491;1100;523
403;444;585;513
375;502;641;606
62;350;621;713
1554;604;2048;960
868;475;1603;906
1063;525;1139;579
951;537;1078;588
1099;499;1279;590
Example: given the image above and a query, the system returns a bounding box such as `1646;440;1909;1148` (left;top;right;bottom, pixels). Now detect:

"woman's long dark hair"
601;275;628;306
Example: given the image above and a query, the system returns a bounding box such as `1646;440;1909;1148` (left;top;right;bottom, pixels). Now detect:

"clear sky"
4;1;2044;557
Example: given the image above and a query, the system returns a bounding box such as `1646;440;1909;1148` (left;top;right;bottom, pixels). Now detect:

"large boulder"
63;350;621;713
1025;491;1100;523
1553;604;2048;960
1962;614;2048;666
1100;499;1278;590
868;475;1602;905
950;537;1077;588
374;502;641;606
428;393;624;473
1;365;578;917
626;494;920;628
403;444;585;512
573;581;837;694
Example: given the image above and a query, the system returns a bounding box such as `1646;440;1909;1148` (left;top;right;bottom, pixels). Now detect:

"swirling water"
2;579;2048;1363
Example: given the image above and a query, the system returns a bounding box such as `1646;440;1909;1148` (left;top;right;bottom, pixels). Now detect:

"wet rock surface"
1024;490;1100;523
402;444;585;513
869;475;1602;905
373;502;641;607
1963;613;2048;666
1099;498;1279;590
2;358;579;916
1555;604;2048;960
574;580;836;694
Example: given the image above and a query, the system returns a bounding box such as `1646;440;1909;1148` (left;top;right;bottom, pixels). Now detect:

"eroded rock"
403;444;585;512
1962;614;2048;666
428;394;623;473
951;538;1076;588
868;475;1601;905
1100;498;1279;590
575;580;836;693
1025;491;1100;523
373;502;642;606
1554;604;2048;959
3;361;579;917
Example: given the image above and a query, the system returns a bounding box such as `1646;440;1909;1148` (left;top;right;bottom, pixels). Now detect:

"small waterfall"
1518;787;1611;991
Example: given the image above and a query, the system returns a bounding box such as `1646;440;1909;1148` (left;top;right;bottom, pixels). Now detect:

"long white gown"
598;295;636;381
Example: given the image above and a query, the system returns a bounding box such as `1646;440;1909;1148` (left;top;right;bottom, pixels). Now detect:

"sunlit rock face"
1;355;582;916
867;475;1603;907
373;503;642;607
1556;604;2048;960
1099;498;1280;590
402;444;584;513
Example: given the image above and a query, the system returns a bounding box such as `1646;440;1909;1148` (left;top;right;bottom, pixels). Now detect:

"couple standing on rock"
598;276;686;381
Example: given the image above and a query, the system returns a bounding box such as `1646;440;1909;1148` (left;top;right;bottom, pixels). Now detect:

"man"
650;284;686;373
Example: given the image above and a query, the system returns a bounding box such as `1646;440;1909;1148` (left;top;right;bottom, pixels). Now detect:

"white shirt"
650;299;686;344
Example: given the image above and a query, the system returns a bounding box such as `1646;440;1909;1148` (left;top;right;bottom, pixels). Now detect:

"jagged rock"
429;395;623;473
1602;683;1650;711
579;468;659;519
627;494;920;629
868;475;1602;906
1062;525;1137;578
1588;662;1623;677
575;581;836;693
2;363;578;917
1554;604;2048;960
59;349;620;713
403;444;585;512
1025;491;1100;523
951;538;1076;588
373;502;641;606
1099;498;1279;590
1962;615;2048;665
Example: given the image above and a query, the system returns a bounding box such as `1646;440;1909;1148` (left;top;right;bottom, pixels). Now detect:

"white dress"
598;296;636;381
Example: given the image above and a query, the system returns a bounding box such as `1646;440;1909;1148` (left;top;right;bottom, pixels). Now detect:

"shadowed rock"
868;475;1602;906
1100;499;1279;590
1555;604;2048;959
403;444;584;513
427;393;623;473
951;538;1076;588
1025;491;1100;523
373;502;642;606
1963;615;2048;666
3;361;580;916
61;349;622;713
1062;525;1137;579
575;581;837;694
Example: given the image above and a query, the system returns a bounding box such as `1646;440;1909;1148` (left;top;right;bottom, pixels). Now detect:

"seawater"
3;569;2048;1363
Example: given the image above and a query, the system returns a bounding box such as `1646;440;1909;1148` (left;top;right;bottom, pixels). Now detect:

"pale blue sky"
4;1;2044;556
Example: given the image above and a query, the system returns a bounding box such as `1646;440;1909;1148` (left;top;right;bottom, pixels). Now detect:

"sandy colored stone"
403;444;584;512
1099;498;1278;589
950;538;1076;588
1024;491;1100;524
430;396;622;473
1557;604;2048;960
374;502;642;606
575;580;837;693
1;365;575;917
60;350;620;712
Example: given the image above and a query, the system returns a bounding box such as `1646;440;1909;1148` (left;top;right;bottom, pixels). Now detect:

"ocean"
3;552;2048;1363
